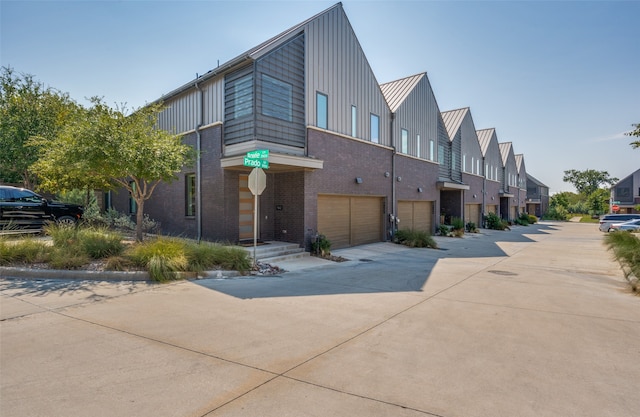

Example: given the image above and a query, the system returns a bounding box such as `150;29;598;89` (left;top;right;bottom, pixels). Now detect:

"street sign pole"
245;152;269;267
254;178;258;266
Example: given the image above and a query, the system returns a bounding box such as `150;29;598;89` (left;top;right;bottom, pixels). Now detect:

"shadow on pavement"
195;223;560;299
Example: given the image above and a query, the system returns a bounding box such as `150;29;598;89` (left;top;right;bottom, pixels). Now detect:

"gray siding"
304;5;390;145
459;113;483;177
157;90;199;134
388;75;440;161
437;115;451;178
477;128;502;184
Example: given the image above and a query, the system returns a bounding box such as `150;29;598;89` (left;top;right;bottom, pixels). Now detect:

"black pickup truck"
0;185;84;233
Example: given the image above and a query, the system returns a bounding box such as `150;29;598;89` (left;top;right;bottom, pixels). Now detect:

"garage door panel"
351;197;382;246
318;196;350;249
398;200;432;233
464;204;481;226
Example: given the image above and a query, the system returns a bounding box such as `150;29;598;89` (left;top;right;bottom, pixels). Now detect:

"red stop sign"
612;205;620;211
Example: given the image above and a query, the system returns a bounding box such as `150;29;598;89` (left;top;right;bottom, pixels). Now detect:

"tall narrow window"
231;74;253;120
463;155;467;172
430;140;435;161
129;181;137;214
416;135;420;158
186;173;196;217
471;157;474;174
477;160;481;175
370;113;379;143
316;92;328;129
351;105;357;137
486;164;489;179
438;144;445;164
401;129;408;153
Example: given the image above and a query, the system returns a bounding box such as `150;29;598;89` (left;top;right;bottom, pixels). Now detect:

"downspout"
194;80;203;243
482;157;486;228
390;112;396;241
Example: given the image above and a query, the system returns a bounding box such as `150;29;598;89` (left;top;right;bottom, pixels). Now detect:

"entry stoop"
243;241;309;263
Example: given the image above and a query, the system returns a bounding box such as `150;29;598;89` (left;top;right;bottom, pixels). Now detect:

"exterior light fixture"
418;187;423;193
396;176;402;182
384;172;390;177
355;177;363;184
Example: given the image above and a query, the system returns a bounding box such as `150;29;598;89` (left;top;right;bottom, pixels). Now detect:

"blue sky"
2;0;639;193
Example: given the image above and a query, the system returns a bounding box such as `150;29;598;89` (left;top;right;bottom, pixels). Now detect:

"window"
486;164;489;179
477;160;481;175
129;181;137;214
316;92;328;129
186;174;196;217
370;113;379;143
401;129;408;153
438;144;445;164
430;140;434;161
262;74;292;121
463;155;467;172
230;73;253;120
416;135;420;158
452;152;457;171
351;105;357;137
471;157;474;174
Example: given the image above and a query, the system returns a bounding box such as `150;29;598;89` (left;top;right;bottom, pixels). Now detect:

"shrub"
77;228;124;259
485;212;510;230
544;205;568;221
394;229;437;248
0;238;49;265
437;224;450;236
528;214;538;224
312;233;332;256
47;247;90;269
45;223;79;246
515;212;531;226
185;242;251;273
451;217;465;231
604;231;640;292
465;222;477;233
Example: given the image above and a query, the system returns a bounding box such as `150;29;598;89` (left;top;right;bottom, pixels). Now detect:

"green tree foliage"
625;123;639;149
562;169;618;196
31;98;195;241
586;188;610;215
0;67;77;188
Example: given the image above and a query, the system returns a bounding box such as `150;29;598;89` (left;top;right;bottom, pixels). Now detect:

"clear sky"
2;0;639;193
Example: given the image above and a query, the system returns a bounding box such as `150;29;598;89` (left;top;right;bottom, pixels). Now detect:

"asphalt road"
1;222;638;417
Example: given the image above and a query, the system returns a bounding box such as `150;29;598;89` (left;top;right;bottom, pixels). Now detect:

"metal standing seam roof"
515;154;524;173
476;128;496;156
440;107;469;142
499;142;513;165
526;173;548;188
379;73;425;112
153;2;344;104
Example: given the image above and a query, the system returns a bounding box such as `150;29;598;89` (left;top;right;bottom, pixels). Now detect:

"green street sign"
612;201;620;204
246;149;269;159
244;157;269;169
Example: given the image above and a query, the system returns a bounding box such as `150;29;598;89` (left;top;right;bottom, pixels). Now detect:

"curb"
0;266;241;282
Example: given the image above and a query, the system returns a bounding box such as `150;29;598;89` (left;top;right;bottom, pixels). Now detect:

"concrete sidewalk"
1;222;638;417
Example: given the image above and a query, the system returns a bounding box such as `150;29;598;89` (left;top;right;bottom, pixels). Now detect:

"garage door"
486;205;497;215
398;201;433;233
464;203;481;226
317;195;384;249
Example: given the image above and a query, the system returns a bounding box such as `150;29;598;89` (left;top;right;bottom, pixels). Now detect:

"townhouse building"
476;128;504;220
609;168;640;214
526;173;549;217
109;3;532;248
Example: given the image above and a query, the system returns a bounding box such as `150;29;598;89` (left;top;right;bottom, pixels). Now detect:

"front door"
239;174;255;240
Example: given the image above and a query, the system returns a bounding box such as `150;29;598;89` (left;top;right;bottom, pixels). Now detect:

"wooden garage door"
317;195;383;249
398;201;433;233
464;203;481;226
486;204;497;215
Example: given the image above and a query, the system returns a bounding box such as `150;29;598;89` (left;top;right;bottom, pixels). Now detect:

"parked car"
598;213;640;232
0;185;84;233
609;218;640;232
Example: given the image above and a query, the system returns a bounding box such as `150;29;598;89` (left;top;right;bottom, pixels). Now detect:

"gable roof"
380;73;425;112
515;154;524;173
440;107;469;141
499;142;514;165
476;128;496;156
155;2;343;104
527;173;548;188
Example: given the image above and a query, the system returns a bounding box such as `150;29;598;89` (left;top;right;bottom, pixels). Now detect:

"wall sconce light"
418;187;423;193
473;194;477;199
491;196;495;200
355;177;363;184
396;176;402;182
384;171;390;178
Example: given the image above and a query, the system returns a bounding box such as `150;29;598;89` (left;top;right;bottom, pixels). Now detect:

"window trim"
370;113;380;144
316;92;328;129
401;129;408;154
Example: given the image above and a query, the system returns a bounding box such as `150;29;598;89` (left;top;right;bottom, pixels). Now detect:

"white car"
609;218;640;232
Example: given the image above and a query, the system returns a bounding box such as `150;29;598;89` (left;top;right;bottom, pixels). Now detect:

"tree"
625;123;640;149
562;169;618;196
0;66;77;188
31;98;195;241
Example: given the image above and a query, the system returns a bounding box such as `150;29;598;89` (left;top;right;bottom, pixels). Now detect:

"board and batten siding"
157;78;224;134
304;6;390;145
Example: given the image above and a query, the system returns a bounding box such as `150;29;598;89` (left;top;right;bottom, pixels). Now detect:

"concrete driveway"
1;222;638;416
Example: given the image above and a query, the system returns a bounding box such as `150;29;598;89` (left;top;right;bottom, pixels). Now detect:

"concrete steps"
242;241;309;263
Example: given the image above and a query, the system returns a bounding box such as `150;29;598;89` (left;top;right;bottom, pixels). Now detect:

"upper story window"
477;159;481;175
316;92;328;129
228;73;253;120
401;129;408;153
416;134;420;158
351;105;357;137
463;155;467;172
430;140;434;161
438;144;445;164
262;74;292;121
370;113;380;143
129;181;137;214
